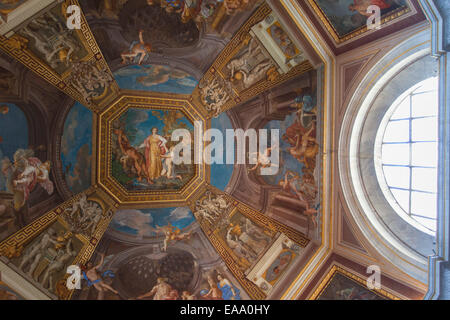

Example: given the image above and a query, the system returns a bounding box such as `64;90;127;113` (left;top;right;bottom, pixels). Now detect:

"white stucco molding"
0;260;50;300
418;0;450;300
339;28;434;284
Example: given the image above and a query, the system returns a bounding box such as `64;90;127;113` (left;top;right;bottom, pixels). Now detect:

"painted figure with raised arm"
83;253;118;300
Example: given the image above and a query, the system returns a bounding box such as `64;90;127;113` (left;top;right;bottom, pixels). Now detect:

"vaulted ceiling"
0;0;432;300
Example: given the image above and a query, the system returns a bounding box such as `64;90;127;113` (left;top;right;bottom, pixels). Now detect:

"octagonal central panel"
112;107;195;191
98;94;207;205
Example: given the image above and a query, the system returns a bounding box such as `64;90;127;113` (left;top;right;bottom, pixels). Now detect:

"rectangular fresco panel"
263;72;320;237
17;4;90;75
267;21;301;59
216;210;277;271
192;3;313;118
315;266;391;300
310;0;409;39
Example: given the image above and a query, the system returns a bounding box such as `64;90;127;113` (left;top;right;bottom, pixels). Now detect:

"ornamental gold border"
206;231;267;300
191;2;314;119
208;185;310;247
305;0;413;44
97;94;208;205
0;0;119;112
309;265;402;300
0;190;92;254
189;185;311;299
0;186;119;300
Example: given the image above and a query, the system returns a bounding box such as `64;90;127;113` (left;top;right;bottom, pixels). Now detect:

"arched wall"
338;28;433;284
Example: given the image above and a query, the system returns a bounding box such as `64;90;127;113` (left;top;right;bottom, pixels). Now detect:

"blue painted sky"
122;109;194;146
210;113;234;191
111;207;196;237
0;103;28;191
61;102;92;193
114;64;198;95
263;113;304;186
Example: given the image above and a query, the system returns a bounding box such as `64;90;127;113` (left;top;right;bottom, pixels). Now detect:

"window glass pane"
412;117;437;141
411;215;436;232
390;189;410;213
411;142;437;167
383;120;410;142
383;166;410;189
412;168;437;193
391;97;410;119
414;77;438;94
411;191;437;219
379;77;438;234
411;92;438;117
382;144;409;165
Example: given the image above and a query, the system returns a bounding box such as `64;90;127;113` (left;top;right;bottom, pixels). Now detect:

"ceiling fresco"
111;107;195;191
0;104;29;185
78;0;263;74
117;1;200;48
0;0;435;303
61;102;93;194
192;6;313;118
210;112;234;191
0;102;59;243
310;265;399;300
0;0;120;112
98;94;206;205
310;0;410;41
110;207;196;240
113;64;198;94
286;0;427;55
0;0;336;301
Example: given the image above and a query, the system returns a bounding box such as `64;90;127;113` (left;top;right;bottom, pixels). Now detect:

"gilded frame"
0;0;119;112
97;93;207;206
191;2;314;119
189;186;310;300
309;264;402;300
305;0;413;44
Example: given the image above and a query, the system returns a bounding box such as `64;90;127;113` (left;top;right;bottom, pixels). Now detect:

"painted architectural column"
420;0;450;300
